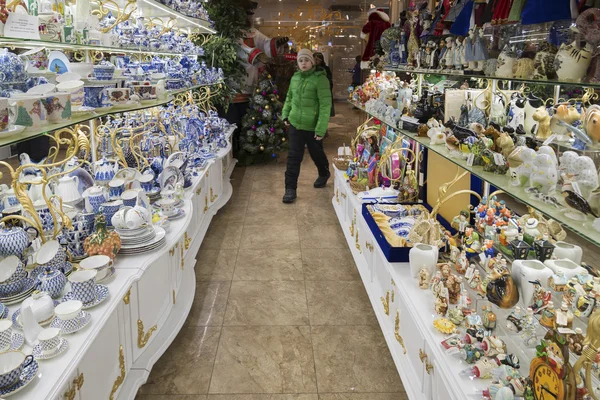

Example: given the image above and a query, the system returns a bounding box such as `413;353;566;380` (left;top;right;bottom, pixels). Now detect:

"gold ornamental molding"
109;346;126;400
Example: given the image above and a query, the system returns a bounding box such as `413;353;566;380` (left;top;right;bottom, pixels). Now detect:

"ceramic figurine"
550;104;581;141
418;267;430;289
455;250;468;275
460;344;483;364
532;107;551;139
468;269;482;290
563;190;598;219
429;271;443;295
444;37;454;70
409;243;439;278
482;336;507;357
555;302;573;328
447;307;465;325
481;306;497;331
530;280;552;312
567;327;584;355
539;301;556;328
495;45;516;78
554;42;593;83
435;288;449;316
459;289;471;314
454;37;465;71
462;358;498;379
486;267;519;309
445;274;462;304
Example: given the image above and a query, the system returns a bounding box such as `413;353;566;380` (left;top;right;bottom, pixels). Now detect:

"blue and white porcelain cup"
83;86;105;108
108;179;125;198
0;351;32;388
56;81;84;108
99;200;123;227
68;270;97;304
138;174;154;193
37;327;60;354
121;190;138;207
36;240;66;271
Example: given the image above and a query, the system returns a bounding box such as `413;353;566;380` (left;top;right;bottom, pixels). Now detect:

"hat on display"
367;8;390;22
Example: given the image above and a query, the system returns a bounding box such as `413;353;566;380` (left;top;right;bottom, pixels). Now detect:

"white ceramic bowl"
55;300;83;321
79;255;111;271
55;72;82;83
69;63;93;78
26;83;56;95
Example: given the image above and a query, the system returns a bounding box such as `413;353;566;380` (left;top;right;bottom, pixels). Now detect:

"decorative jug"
27;176;53;203
82;185;108;213
53;175;81;206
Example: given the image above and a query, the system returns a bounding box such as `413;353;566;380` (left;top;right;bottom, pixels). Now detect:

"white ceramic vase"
511;260;553;307
409;243;439;278
553;242;583;265
544;259;586;280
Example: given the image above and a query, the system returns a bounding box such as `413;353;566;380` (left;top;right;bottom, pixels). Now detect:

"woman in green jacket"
281;48;332;204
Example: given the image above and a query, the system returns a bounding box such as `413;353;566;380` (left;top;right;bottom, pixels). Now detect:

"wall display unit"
0;0;235;398
341;6;600;400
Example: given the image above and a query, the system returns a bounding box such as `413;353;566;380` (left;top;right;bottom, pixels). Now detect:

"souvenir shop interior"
1;0;600;398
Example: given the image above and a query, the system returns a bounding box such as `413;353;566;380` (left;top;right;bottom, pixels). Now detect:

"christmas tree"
238;71;288;164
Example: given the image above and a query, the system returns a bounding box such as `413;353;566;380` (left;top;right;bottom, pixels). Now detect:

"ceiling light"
300;12;303;16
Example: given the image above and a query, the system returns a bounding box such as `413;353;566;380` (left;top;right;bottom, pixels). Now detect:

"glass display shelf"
383;66;597;89
0;83;218;147
351;101;600;248
137;0;214;32
0;37;201;57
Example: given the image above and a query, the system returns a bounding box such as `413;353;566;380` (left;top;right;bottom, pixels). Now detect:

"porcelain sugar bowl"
21;290;55;325
35;267;66;299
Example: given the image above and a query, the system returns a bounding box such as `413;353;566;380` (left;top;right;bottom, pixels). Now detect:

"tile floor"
135;103;407;399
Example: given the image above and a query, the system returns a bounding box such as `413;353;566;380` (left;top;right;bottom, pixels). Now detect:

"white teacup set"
31;327;68;360
0;350;37;393
111;205;149;230
78;255;115;282
50;300;91;334
61;270;109;309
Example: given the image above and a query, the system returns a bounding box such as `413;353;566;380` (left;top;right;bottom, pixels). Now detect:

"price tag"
493;153;505;166
556;310;568;326
557;327;576;335
465;265;475;280
543;134;558;146
467;153;475;167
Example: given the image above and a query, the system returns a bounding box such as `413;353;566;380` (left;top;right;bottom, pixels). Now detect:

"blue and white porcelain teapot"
0;225;39;258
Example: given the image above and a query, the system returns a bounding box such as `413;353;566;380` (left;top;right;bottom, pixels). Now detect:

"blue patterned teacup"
68;270;97;304
0;351;33;388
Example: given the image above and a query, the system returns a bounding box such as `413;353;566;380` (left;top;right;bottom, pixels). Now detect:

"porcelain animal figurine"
571;155;598;200
444;37;454;70
533;42;557;80
513;58;534;79
584;104;600;146
554;41;593;83
495;132;514;159
532;107;552;139
511;147;536;187
495;45;516;78
551;104;581;141
529;154;558;195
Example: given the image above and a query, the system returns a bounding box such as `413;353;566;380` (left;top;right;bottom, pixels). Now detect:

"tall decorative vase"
74;0;90;31
409;243;439;278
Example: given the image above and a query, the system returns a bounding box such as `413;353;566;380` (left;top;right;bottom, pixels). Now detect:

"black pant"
285;126;330;190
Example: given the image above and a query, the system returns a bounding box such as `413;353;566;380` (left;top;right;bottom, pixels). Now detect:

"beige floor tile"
296;202;338;226
209;326;317;394
185;281;231;326
234;249;303;281
208;395;317;400
249;191;297;209
201;224;243;250
240;225;300;249
311;326;404;393
244;207;298;226
195;249;237;281
298;224;346;249
305;281;376;325
224;281;309;325
251;179;286;193
318;394;407;400
212;202;248;224
138;326;221;395
302;248;358;281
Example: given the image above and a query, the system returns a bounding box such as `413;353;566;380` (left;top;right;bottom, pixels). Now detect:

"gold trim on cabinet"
336;189;339;204
349;210;356;237
64;385;76;400
137;319;158;349
381;291;390;316
169;247;175;256
172;290;176;304
395;311;407;354
123;288;131;305
184;232;191;250
340;192;347;199
419;349;427;363
75;373;84;390
109;346;125;400
426;360;434;375
391;289;395;303
180;243;185;270
210;187;218;202
365;241;374;252
204;195;208;213
196;187;202;195
355;230;362;253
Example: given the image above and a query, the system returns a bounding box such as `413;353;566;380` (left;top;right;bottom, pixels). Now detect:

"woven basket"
333;155;352;171
349;180;368;195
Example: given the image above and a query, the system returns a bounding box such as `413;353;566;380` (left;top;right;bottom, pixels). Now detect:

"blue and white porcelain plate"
0;277;36;305
62;285;109;309
50;310;91;334
32;337;68;360
0;359;38;397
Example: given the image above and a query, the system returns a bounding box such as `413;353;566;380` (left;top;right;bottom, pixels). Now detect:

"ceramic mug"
56;81;84;108
83;86;105;108
68;270;97;304
37;327;60;354
54;300;82;320
161;189;175;200
159;198;176;216
111;206;132;230
99;200;123;227
0;98;8;131
138;174;154;193
20;47;48;72
41;92;71;123
103;87;129;105
26;83;56;96
0;320;11;352
125;206;147;229
9;96;47;127
131;85;157;100
121;190;139;207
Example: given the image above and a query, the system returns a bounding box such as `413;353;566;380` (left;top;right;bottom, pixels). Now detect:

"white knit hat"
297;49;315;65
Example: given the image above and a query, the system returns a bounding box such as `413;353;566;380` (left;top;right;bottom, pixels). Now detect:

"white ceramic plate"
0;126;26;136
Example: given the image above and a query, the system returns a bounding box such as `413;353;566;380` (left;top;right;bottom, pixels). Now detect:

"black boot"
282;188;297;203
313;171;331;188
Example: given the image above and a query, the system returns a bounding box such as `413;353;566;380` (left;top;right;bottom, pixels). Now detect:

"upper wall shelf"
383;66;600;89
351;100;600;248
136;0;214;33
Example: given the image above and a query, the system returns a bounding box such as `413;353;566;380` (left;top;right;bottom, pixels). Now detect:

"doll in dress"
454;37;465;70
444;37;454;70
465;29;476;72
473;28;489;72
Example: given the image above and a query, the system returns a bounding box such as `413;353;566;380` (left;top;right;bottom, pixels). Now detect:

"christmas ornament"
282;138;286;142
272;153;276;158
252;116;256;120
260;145;265;151
273;89;278;94
252;125;256;130
258;121;262;125
262;91;266;95
256;88;260;93
270;127;275;132
267;74;272;79
265;105;270;110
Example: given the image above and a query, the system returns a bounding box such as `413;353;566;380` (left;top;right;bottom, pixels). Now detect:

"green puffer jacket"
282;67;332;136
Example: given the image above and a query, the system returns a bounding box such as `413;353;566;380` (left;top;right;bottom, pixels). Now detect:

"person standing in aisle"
351;55;363;88
313;52;335;117
281;49;332;204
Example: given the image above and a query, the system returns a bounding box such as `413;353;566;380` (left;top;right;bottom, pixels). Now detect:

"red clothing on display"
360;8;391;62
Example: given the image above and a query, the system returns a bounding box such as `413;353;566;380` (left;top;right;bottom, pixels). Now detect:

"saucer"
62;285;109;309
50;310;91;334
12;300;60;330
97;266;116;283
0;126;26;136
161;208;185;220
32;337;69;360
2;332;24;352
0;359;38;397
71;106;96;115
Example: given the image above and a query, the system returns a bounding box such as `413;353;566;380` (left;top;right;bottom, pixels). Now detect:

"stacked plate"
119;226;166;255
146;188;161;204
116;225;156;247
0;277;37;306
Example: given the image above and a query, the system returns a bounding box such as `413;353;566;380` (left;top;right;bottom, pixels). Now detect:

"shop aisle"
136;102;407;400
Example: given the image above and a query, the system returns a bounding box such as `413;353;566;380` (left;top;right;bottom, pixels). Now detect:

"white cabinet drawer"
397;298;425;394
59;370;83;400
77;308;127;400
208;162;223;205
130;252;172;362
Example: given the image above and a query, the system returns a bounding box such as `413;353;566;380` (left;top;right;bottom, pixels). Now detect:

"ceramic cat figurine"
533;43;557;80
554;41;593;83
